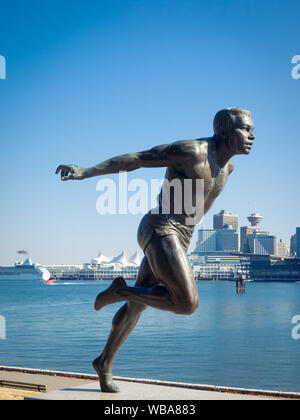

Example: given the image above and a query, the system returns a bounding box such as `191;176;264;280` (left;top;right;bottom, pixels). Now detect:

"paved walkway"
0;368;93;392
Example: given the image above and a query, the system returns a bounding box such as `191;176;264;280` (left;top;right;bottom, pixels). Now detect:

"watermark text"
291;55;300;80
291;315;300;340
96;172;204;225
0;315;6;340
0;55;6;79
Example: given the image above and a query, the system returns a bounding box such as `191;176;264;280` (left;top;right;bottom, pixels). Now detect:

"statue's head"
213;108;255;155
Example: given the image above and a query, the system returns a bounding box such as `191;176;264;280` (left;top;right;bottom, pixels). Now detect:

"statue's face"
227;113;255;155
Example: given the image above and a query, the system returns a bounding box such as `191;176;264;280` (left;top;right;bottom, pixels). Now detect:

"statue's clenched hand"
55;164;86;181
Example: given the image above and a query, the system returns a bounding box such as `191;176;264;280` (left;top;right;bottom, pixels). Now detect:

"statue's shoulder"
169;138;209;160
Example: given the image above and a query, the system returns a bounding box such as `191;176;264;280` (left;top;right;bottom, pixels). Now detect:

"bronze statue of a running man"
56;107;255;392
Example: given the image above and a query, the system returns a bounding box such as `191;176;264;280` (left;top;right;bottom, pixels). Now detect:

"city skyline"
200;207;296;249
2;205;298;265
196;207;293;256
0;0;299;265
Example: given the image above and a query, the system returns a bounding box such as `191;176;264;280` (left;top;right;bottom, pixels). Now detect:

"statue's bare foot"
94;277;127;311
92;356;120;393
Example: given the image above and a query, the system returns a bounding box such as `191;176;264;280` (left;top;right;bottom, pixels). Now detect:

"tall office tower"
290;234;297;257
249;231;276;255
217;225;239;252
240;210;263;253
297;228;300;257
213;210;239;231
196;228;218;252
276;239;289;258
240;226;252;253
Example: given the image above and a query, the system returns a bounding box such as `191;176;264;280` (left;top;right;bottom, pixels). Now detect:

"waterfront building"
189;251;250;281
45;250;142;280
213;210;238;231
249;254;300;282
297;228;300;258
276;239;289;258
217;225;239;252
195;228;218;252
190;250;300;282
44;263;85;279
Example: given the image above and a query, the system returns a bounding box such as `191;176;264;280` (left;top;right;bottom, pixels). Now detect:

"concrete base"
28;379;281;400
1;367;298;401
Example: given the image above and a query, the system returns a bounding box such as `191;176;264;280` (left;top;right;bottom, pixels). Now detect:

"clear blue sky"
0;0;299;265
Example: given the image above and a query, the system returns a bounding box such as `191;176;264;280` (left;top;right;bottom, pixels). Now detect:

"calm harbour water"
0;279;300;392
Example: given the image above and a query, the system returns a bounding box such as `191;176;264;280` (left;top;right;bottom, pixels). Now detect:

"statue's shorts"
137;212;194;252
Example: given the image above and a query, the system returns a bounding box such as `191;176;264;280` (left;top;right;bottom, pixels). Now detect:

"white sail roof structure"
110;250;131;267
129;251;143;266
90;250;142;268
90;252;112;265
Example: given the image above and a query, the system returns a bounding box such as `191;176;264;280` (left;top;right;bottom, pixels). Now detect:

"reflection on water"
0;280;299;392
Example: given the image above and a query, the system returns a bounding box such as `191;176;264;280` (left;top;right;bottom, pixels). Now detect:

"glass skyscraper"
296;227;300;258
217;225;239;252
196;228;218;252
250;232;276;255
196;226;239;252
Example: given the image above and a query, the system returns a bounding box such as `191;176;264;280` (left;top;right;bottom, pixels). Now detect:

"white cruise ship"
0;258;51;281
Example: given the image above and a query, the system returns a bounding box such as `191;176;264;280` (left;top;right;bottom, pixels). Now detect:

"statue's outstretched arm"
55;143;178;181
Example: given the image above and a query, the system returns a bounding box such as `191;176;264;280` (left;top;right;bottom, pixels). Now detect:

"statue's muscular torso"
158;138;234;223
